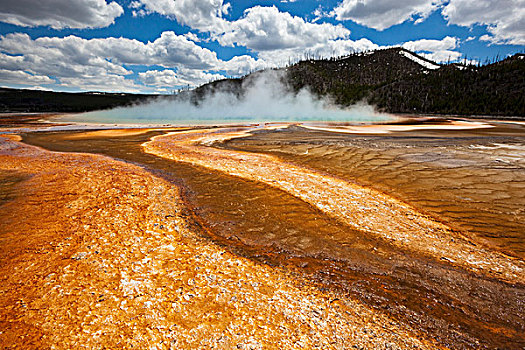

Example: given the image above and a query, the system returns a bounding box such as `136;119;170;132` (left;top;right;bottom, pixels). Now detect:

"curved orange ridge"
143;126;525;284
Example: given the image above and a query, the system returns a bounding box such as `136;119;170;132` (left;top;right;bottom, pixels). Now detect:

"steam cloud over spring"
72;71;391;125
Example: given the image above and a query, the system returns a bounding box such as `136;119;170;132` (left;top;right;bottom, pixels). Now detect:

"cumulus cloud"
215;6;350;51
442;0;525;45
218;55;268;76
330;0;524;44
138;68;224;87
257;38;380;66
0;33;132;79
131;2;352;54
419;50;462;63
138;70;180;87
0;52;24;71
0;31;263;77
402;36;458;52
130;0;230;32
0;69;54;86
332;0;443;30
0;0;123;29
401;36;462;63
58;74;147;93
308;38;380;57
0;32;269;92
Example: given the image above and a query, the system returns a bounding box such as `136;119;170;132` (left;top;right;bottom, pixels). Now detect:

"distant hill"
286;48;441;104
0;88;155;113
365;49;524;116
195;48;525;117
1;48;523;117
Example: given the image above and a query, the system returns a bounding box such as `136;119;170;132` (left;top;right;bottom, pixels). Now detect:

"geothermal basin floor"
1;118;524;348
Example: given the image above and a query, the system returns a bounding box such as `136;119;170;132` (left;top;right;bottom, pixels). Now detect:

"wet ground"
21;122;525;349
223;123;525;259
0;170;28;206
0;113;65;128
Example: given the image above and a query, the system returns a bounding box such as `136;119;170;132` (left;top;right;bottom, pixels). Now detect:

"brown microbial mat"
0;170;28;205
223;121;525;259
16;120;524;349
0;113;66;128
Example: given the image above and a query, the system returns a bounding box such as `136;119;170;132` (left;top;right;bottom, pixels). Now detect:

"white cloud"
0;33;132;79
314;38;380;57
138;68;224;87
58;74;147;93
215;6;350;51
442;0;525;45
135;70;178;87
25;86;53;91
218;55;268;76
176;67;225;85
329;0;524;45
0;52;24;71
115;31;220;69
0;32;221;74
401;36;462;63
131;0;230;32
257;38;380;66
0;0;123;29
131;3;351;53
419;50;462;63
0;32;267;91
312;5;329;23
0;69;54;85
402;36;458;52
327;0;524;45
332;0;443;30
183;32;202;42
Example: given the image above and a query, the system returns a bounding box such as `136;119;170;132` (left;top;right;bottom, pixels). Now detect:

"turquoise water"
61;106;392;125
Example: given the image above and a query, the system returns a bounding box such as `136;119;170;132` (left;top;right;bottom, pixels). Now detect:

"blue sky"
0;0;523;93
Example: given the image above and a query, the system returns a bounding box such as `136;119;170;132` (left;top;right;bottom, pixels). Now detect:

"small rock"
71;252;88;260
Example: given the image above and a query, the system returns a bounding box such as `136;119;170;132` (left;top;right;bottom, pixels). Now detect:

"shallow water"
22;128;525;348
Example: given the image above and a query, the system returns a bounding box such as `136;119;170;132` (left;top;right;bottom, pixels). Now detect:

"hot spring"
59;71;393;125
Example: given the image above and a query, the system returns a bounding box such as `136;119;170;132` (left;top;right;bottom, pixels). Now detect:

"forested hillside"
285;48;439;105
368;52;524;116
285;48;524;116
0;88;155;113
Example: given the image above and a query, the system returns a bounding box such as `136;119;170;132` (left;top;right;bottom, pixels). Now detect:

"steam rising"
72;71;392;125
